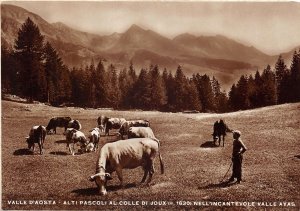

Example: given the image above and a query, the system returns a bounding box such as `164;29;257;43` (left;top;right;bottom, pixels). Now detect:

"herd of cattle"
25;115;231;195
25;115;162;195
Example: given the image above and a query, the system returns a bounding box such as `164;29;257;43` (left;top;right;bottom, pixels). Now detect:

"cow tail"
152;138;164;174
159;151;164;174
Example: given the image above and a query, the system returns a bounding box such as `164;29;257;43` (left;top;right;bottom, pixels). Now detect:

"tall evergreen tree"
260;65;277;106
149;65;167;110
275;55;290;103
235;75;250;110
193;74;215;112
228;84;239;111
14;17;46;102
289;50;300;102
94;60;108;107
132;68;151;109
174;65;187;111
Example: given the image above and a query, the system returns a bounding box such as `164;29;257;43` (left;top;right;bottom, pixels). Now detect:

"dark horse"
212;119;232;147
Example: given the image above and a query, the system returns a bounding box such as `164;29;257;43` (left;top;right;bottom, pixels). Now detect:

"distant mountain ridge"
1;4;298;89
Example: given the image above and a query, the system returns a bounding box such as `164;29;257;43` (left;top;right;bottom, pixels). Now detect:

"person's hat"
233;130;241;137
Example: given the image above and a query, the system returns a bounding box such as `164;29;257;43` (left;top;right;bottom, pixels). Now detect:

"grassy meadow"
1;100;300;210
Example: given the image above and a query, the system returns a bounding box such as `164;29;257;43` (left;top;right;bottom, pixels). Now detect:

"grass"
1;100;300;210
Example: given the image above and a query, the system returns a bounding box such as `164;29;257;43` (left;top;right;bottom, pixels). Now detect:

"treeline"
228;52;300;111
2;18;300;113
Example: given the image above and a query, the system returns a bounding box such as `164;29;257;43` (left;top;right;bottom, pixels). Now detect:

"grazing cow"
128;127;156;139
119;120;150;139
26;125;47;155
67;119;82;130
46;117;71;134
88;127;101;151
97;115;109;132
89;138;164;195
212;119;232;147
105;118;126;136
65;128;89;155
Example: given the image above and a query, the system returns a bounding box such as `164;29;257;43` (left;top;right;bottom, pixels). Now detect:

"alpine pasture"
2;100;300;210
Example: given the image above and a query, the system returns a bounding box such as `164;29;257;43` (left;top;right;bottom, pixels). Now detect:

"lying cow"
89;138;164;195
105;118;126;136
127;127;156;139
212;119;232;147
97;115;109;132
119;120;150;139
88;127;101;151
64;128;89;155
67;119;82;130
26;125;47;155
46;117;71;134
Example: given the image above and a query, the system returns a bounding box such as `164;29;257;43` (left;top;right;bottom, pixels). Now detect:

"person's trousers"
231;154;243;181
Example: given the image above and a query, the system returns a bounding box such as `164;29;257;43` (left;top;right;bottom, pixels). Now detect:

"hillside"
1;4;299;90
1;100;300;209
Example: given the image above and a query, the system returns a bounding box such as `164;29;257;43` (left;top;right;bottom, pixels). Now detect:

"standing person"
228;130;247;184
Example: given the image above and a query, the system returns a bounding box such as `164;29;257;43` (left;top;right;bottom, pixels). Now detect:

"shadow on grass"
72;183;137;196
55;139;68;144
49;151;69;156
13;148;33;156
199;181;237;189
200;141;218;148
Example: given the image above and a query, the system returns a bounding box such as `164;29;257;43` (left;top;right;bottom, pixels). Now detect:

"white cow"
64;128;88;155
119;120;150;139
89;138;164;195
127;127;156;139
88;127;101;151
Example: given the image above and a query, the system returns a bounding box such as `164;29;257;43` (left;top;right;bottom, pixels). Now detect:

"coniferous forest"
2;18;300;112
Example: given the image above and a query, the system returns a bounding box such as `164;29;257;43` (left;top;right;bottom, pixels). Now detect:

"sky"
3;1;300;55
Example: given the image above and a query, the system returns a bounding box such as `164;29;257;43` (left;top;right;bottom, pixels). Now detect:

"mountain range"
1;4;299;90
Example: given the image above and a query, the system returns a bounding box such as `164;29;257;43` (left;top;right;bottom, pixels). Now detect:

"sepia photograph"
1;0;300;210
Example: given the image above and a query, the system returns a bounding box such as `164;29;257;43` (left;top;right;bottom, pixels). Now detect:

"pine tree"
193;74;215;112
261;65;277;106
132;68;151;109
149;65;167;110
14;17;46;102
174;65;187;111
289;50;300;102
235;75;250;110
228;84;239;111
253;70;264;108
95;60;108;107
107;64;121;108
275;55;290;103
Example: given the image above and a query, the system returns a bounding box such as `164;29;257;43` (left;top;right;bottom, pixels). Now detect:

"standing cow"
105;118;126;136
46;117;71;134
26;125;47;155
212;119;232;147
89;138;164;195
119;120;150;139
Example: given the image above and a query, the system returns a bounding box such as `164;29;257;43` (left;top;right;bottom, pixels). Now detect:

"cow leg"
69;142;75;155
222;136;225;147
146;160;155;185
116;167;123;187
140;164;149;184
38;141;43;155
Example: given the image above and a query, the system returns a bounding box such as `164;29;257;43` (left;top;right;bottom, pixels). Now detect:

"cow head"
89;172;112;195
25;136;34;149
